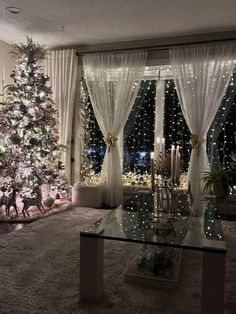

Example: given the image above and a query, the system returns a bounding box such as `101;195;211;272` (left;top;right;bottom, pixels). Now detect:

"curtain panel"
82;50;147;207
207;74;236;167
170;41;235;215
154;80;165;158
45;49;78;183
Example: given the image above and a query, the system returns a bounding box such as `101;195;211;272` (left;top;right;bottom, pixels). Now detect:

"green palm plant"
228;161;236;193
202;167;230;199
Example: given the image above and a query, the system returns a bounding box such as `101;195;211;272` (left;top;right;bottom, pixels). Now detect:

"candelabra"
150;144;181;230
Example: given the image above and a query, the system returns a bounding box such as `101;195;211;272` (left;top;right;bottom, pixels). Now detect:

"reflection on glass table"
83;192;224;251
80;192;226;314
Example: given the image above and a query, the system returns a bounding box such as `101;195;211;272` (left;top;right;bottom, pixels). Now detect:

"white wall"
75;30;236;66
0;39;15;88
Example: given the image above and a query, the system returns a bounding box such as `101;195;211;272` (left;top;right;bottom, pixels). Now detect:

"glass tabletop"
81;192;226;253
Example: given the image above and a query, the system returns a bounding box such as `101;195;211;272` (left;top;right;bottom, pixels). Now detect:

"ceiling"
0;0;235;48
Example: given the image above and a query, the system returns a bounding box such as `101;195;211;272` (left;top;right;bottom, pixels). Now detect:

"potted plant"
228;161;236;194
202;167;230;199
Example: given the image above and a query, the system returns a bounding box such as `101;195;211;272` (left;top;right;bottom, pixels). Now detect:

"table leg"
201;250;226;314
80;234;104;302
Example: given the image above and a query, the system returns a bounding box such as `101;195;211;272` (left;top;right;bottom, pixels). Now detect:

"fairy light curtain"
86;97;105;173
207;73;236;167
164;79;191;170
170;41;235;215
82;50;147;207
45;49;78;183
124;80;154;174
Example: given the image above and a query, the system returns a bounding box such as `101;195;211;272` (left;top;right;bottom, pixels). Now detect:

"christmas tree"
0;37;69;215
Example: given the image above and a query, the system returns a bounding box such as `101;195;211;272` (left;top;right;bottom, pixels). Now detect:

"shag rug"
0;207;235;314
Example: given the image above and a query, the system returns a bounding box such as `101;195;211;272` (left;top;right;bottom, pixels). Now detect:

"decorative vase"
213;182;229;199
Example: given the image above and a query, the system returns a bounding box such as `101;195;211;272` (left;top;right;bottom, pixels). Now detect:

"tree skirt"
0;200;71;223
0;208;235;314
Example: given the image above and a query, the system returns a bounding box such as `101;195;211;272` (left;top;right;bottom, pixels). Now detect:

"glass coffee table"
80;192;226;314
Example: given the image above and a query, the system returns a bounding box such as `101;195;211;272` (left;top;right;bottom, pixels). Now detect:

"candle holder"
156;176;177;213
150;177;181;227
151;190;174;232
150;142;182;223
150;177;175;231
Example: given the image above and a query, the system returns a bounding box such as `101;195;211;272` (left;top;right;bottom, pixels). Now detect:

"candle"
177;152;180;180
150;152;155;193
161;138;165;175
175;145;180;184
171;145;176;183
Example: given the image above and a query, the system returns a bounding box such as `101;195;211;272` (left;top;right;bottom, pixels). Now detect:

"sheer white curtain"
83;50;147;207
45;49;78;183
170;42;234;215
154;80;165;156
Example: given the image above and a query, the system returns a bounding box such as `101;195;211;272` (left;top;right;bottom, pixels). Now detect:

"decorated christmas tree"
0;37;69;215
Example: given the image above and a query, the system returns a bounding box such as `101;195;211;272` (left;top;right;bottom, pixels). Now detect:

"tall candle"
175;145;180;183
171;145;176;183
161;138;165;175
177;152;180;185
150;152;155;193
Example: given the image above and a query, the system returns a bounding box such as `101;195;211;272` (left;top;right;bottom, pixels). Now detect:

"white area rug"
0;207;235;314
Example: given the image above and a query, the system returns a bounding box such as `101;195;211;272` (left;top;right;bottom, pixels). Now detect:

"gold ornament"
104;133;117;149
189;134;205;156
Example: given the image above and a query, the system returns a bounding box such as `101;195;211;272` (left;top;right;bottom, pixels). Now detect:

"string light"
84;71;236;186
207;73;236;168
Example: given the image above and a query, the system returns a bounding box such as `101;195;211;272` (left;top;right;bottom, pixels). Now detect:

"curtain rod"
76;36;236;56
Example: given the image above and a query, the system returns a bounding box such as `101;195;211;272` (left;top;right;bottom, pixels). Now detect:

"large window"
84;67;236;185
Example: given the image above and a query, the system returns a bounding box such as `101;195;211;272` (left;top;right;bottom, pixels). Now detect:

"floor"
0;223;24;235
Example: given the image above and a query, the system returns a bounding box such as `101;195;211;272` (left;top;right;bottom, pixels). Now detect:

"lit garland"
122;172;188;189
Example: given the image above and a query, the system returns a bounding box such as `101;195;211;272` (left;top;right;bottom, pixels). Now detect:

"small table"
80;193;226;314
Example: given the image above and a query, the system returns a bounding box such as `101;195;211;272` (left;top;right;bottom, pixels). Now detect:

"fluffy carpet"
0;207;235;314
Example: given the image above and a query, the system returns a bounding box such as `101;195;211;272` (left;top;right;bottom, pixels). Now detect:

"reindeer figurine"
0;185;19;217
0;186;9;215
22;185;44;217
6;184;19;217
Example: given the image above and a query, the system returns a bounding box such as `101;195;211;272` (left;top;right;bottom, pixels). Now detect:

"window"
124;80;155;174
83;67;236;185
